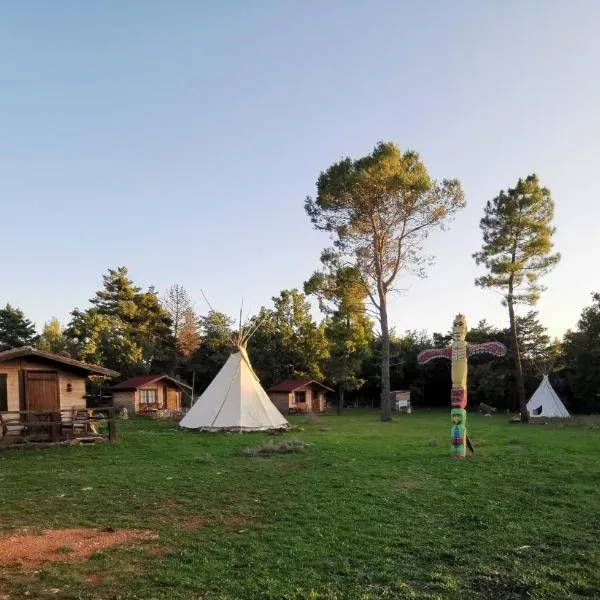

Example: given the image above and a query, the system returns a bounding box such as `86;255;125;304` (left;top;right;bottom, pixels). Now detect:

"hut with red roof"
267;379;332;414
111;375;191;415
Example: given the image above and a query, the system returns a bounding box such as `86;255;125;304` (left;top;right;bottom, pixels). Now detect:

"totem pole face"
451;410;463;425
452;314;467;341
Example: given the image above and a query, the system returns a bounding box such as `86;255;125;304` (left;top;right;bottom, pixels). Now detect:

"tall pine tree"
306;142;464;420
473;174;560;422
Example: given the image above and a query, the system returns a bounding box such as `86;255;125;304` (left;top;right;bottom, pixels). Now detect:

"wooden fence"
0;406;116;447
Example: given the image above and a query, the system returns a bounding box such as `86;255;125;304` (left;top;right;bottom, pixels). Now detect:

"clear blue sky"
1;1;599;339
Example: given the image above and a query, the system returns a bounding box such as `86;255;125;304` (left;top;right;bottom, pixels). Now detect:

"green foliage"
1;413;600;599
185;311;234;392
65;309;144;375
89;266;140;321
305;143;465;290
516;311;562;374
474;174;560;420
0;303;37;349
305;261;373;407
305;141;464;419
473;175;560;305
250;289;329;388
563;292;600;412
64;267;176;376
36;317;69;355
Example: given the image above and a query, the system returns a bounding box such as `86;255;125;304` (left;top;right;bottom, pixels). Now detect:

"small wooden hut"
0;346;118;415
111;375;191;415
267;379;332;414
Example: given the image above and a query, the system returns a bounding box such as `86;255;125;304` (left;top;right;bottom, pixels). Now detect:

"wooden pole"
108;407;117;442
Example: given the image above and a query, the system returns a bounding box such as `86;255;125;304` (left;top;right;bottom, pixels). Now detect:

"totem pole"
417;314;507;458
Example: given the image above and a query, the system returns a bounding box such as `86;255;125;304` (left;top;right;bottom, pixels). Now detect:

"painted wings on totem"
467;341;507;358
417;347;451;364
417;342;507;365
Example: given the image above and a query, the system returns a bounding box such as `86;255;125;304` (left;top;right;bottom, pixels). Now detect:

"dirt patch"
227;515;256;528
245;439;307;456
0;528;156;569
175;516;207;529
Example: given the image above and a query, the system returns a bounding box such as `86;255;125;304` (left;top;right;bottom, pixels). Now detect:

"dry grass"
244;438;307;456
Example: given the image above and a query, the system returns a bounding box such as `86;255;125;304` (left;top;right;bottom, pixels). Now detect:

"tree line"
0;267;598;414
1;141;596;416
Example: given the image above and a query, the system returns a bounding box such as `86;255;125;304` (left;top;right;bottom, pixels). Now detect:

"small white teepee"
179;316;288;432
526;375;570;418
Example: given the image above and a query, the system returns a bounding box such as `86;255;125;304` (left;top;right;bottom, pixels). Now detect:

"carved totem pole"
417;314;507;458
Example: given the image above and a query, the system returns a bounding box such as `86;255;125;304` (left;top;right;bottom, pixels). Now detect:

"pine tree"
89;266;139;322
65;267;176;375
306;142;464;420
0;304;37;349
473;174;560;422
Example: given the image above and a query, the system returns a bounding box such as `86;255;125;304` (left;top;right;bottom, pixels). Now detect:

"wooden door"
311;391;320;413
25;371;60;412
166;388;179;410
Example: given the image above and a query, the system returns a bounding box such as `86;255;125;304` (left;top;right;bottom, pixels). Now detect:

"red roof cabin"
111;375;191;415
267;379;333;414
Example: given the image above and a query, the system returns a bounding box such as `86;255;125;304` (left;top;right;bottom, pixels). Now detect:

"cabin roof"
267;378;334;393
111;374;192;391
0;346;119;378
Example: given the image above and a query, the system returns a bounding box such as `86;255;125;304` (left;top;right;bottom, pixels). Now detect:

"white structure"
526;375;570;418
179;341;288;432
391;390;412;414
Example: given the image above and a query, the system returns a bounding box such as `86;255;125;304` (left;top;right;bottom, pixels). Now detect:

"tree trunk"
337;384;344;415
508;297;528;423
379;295;392;421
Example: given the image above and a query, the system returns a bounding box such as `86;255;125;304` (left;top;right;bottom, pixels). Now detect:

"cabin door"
311;392;320;413
25;371;60;412
166;388;179;410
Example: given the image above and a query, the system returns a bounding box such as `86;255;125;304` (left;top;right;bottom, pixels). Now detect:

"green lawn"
1;410;600;600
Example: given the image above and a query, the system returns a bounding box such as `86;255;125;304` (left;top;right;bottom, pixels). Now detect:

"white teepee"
526;375;570;418
179;318;288;432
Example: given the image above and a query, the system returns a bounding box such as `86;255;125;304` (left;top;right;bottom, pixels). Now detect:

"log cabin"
267;379;332;414
0;346;119;416
111;375;191;415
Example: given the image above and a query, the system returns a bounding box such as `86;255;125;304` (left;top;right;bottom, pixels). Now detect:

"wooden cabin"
0;346;119;417
111;375;191;415
267;379;332;414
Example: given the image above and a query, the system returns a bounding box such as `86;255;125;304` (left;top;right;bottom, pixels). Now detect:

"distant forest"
1;266;599;414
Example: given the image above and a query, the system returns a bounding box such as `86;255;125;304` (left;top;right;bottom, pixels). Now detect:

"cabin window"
139;389;157;405
0;374;7;411
294;391;306;404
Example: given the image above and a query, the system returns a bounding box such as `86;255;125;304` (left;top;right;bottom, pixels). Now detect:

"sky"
1;1;599;339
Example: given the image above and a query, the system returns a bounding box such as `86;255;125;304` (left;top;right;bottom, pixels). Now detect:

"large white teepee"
526;375;570;418
179;321;288;431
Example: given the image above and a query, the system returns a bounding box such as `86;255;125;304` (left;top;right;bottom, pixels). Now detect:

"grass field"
1;410;600;600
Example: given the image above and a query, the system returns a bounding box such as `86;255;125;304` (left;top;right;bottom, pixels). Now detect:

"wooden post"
51;411;61;443
107;407;117;442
